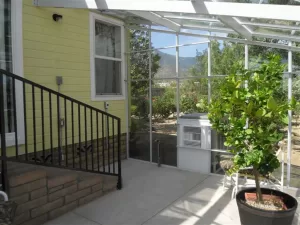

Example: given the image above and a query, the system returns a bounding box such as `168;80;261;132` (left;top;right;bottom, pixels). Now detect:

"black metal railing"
0;69;122;192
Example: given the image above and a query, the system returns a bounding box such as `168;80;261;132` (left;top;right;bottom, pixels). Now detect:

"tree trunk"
253;167;263;202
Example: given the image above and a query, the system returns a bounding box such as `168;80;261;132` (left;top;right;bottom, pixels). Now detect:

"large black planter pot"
236;188;298;225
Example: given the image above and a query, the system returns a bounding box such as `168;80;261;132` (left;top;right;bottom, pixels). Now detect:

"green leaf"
246;101;253;114
291;96;297;108
255;109;264;117
245;129;252;134
265;112;272;118
282;116;289;125
234;90;239;98
267;97;277;110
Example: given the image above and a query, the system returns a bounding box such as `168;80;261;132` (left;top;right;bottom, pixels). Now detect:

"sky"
150;29;226;57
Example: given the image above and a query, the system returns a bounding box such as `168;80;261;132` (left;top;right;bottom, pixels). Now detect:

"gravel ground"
245;200;285;211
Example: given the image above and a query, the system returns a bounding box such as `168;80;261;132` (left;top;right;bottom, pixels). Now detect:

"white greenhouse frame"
34;0;300;188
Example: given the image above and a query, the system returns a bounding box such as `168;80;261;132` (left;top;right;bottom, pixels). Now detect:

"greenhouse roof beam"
33;0;300;22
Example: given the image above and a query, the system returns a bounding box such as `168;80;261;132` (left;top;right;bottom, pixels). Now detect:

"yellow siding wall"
6;1;127;156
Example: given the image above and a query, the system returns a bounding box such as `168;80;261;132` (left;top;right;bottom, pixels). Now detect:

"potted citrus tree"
208;55;298;225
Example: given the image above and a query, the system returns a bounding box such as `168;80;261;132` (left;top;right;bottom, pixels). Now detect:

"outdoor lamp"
52;13;63;22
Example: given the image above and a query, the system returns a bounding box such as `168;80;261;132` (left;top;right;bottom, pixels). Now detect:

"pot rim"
236;188;298;213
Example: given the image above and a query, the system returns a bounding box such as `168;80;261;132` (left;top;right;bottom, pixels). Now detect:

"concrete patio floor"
45;159;300;225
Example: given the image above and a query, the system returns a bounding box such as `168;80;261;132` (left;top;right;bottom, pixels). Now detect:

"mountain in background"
154;50;198;78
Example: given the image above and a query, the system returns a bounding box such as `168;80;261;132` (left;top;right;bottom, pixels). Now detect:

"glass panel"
248;45;288;71
0;0;14;134
130;29;150;53
179;35;208;45
211;76;226;103
151;32;176;49
152;79;177;166
251;26;292;36
130;51;152;81
211;151;233;175
212;0;300;4
129;80;150;161
290;74;300;188
95;58;121;95
211;129;227;150
211;41;244;75
179;43;208;76
157;12;218;21
95;20;121;58
180;78;209;114
180;20;227;28
153;49;176;79
249;18;298;26
3;75;14;133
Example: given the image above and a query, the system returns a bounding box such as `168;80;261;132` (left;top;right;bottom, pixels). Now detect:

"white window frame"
1;0;24;146
90;12;125;101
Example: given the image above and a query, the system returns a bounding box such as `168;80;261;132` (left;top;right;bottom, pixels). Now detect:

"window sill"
92;95;125;101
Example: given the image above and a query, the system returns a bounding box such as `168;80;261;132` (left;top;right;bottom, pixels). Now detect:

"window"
0;0;24;146
90;13;125;100
0;0;14;134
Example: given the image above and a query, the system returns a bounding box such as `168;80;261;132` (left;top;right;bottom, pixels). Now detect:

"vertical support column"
125;27;130;160
176;34;180;117
175;34;180;167
117;118;122;189
245;44;249;129
245;44;249;70
149;28;153;163
207;33;211;104
0;73;8;193
287;41;292;187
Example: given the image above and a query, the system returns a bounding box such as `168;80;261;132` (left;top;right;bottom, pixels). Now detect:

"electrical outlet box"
104;102;109;110
56;76;63;85
60;118;65;127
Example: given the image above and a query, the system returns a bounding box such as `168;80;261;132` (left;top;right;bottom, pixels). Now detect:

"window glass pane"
95;58;121;95
0;0;14;134
95;20;121;58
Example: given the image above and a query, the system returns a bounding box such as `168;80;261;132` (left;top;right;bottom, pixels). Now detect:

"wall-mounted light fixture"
52;13;63;22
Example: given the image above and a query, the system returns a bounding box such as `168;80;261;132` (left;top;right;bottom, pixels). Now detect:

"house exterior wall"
6;0;127;156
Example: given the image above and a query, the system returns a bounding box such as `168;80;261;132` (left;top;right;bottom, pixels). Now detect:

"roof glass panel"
157;12;219;22
218;0;300;4
249;26;293;35
172;19;227;28
240;17;299;26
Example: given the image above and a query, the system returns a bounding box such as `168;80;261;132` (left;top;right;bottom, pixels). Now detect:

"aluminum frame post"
287;41;292;188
